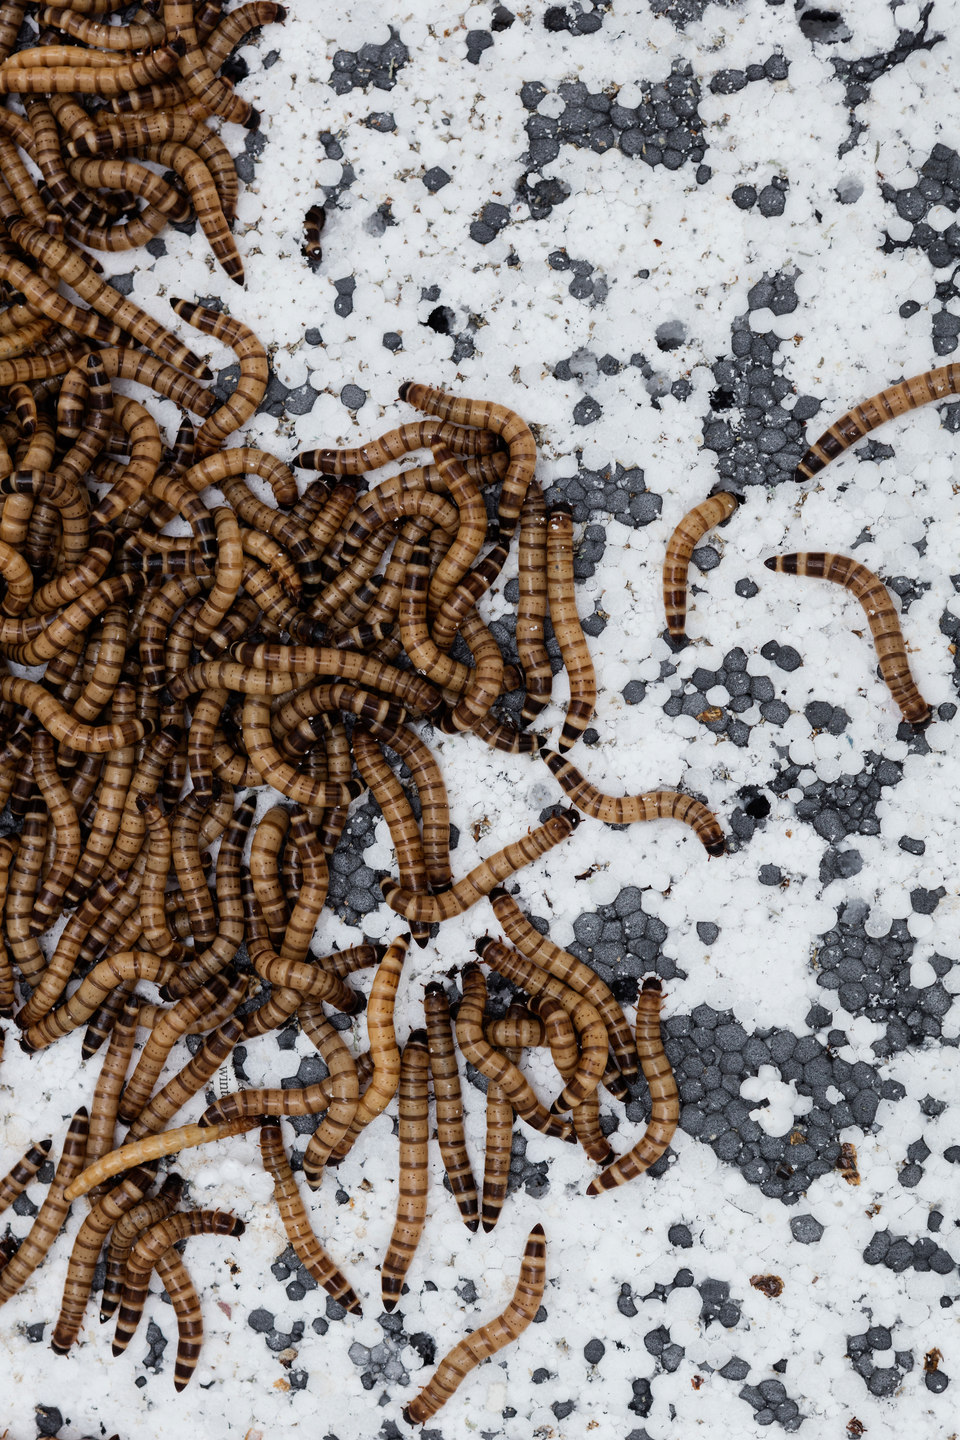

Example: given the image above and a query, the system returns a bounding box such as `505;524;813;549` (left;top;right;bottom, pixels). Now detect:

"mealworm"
282;807;330;963
0;1137;51;1215
481;1033;519;1236
202;3;288;72
455;965;573;1142
21;951;178;1052
399;381;536;540
258;1120;362;1312
154;1247;203;1390
421;984;479;1231
402;1223;547;1424
662;491;739;642
436;708;540;755
173;299;268;444
81;983;130;1062
38;7;167;48
299;1006;361;1180
764;552;931;725
796;364;960;478
83;994;140;1181
535;995;613;1166
74;111;238;224
380;1031;430;1312
380;810;580;924
0;838;17;1017
353;725;432;947
0;40;185;95
119;970;241;1126
485;1007;546;1050
546;505;597;751
51;1162;157;1354
489;888;638;1086
301;202;325;263
125;1016;245;1143
296;419;501;474
100;1172;184;1323
241;694;363;807
539;743;725;855
113;1207;245;1357
163;0;257;126
0;1108;89;1306
474;937;606;1114
25;872;130;1030
29;729;81;930
65;1117;256;1202
249;805;291;950
586;978;679;1196
325;933;408;1169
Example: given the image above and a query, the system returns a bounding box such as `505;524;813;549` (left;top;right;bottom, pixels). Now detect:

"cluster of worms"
660;365;960;730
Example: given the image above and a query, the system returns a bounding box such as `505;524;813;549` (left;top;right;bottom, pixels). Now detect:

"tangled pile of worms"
0;0;957;1425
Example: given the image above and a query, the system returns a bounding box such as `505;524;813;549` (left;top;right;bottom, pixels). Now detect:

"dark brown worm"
796;364;960;478
0;1137;51;1215
485;1007;546;1050
296;419;501;473
51;1162;157;1353
38;7;167;48
380;810;579;924
173;300;270;445
764;552;932;726
535;995;613;1166
249;806;291;951
0;40;185;95
118;971;241;1125
299;1006;361;1180
539;743;725;855
398;381;536;540
258;1120;361;1311
352;725;431;947
112;1207;245;1356
163;0;257;126
241;694;363;807
546;505;597;751
381;1030;430;1312
154;1248;203;1390
489;888;638;1085
423;984;479;1231
124;1016;245;1143
481;1035;518;1235
83;994;140;1182
474;938;607;1114
326;933;408;1167
402;1223;547;1423
586;978;679;1195
662;492;739;641
172;652;440;716
99;1172;184;1323
20;952;179;1052
455;964;573;1142
301;202;325;262
516;479;553;724
0;1108;89;1306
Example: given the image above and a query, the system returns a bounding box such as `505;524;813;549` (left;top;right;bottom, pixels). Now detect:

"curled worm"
546;505;596;751
662;491;739;642
796;364;960;479
764;551;932;726
402;1223;547;1424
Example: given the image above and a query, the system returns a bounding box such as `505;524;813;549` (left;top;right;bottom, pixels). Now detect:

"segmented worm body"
381;1031;430;1311
402;1224;547;1423
423;983;479;1231
546;506;596;751
796;364;960;479
586;979;679;1195
539;744;725;855
662;492;738;641
764;552;931;726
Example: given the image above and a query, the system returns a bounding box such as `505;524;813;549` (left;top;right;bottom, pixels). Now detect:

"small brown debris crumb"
217;1301;232;1319
846;1419;866;1437
750;1274;784;1298
788;1130;806;1145
472;816;491;841
691;1374;705;1390
925;1348;943;1374
698;707;723;723
838;1142;861;1185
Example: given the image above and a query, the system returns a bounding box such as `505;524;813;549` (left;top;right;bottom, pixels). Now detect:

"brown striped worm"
535;995;613;1167
586;978;679;1196
112;1207;245;1357
422;983;479;1231
162;0;258;127
516;479;553;724
763;552;932;726
0;1108;89;1306
352;725;432;947
455;964;573;1142
299;1006;361;1181
489;888;638;1086
259;1120;362;1313
325;932;408;1169
296;419;502;473
0;1137;51;1215
485;1005;547;1050
380;810;580;924
154;1248;204;1390
795;363;960;479
662;491;739;642
83;994;140;1181
172;302;269;449
539;743;725;855
381;1030;430;1312
402;1223;547;1423
0;41;186;96
481;1036;519;1235
99;1172;184;1324
301;202;325;263
398;381;536;540
546;505;597;751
